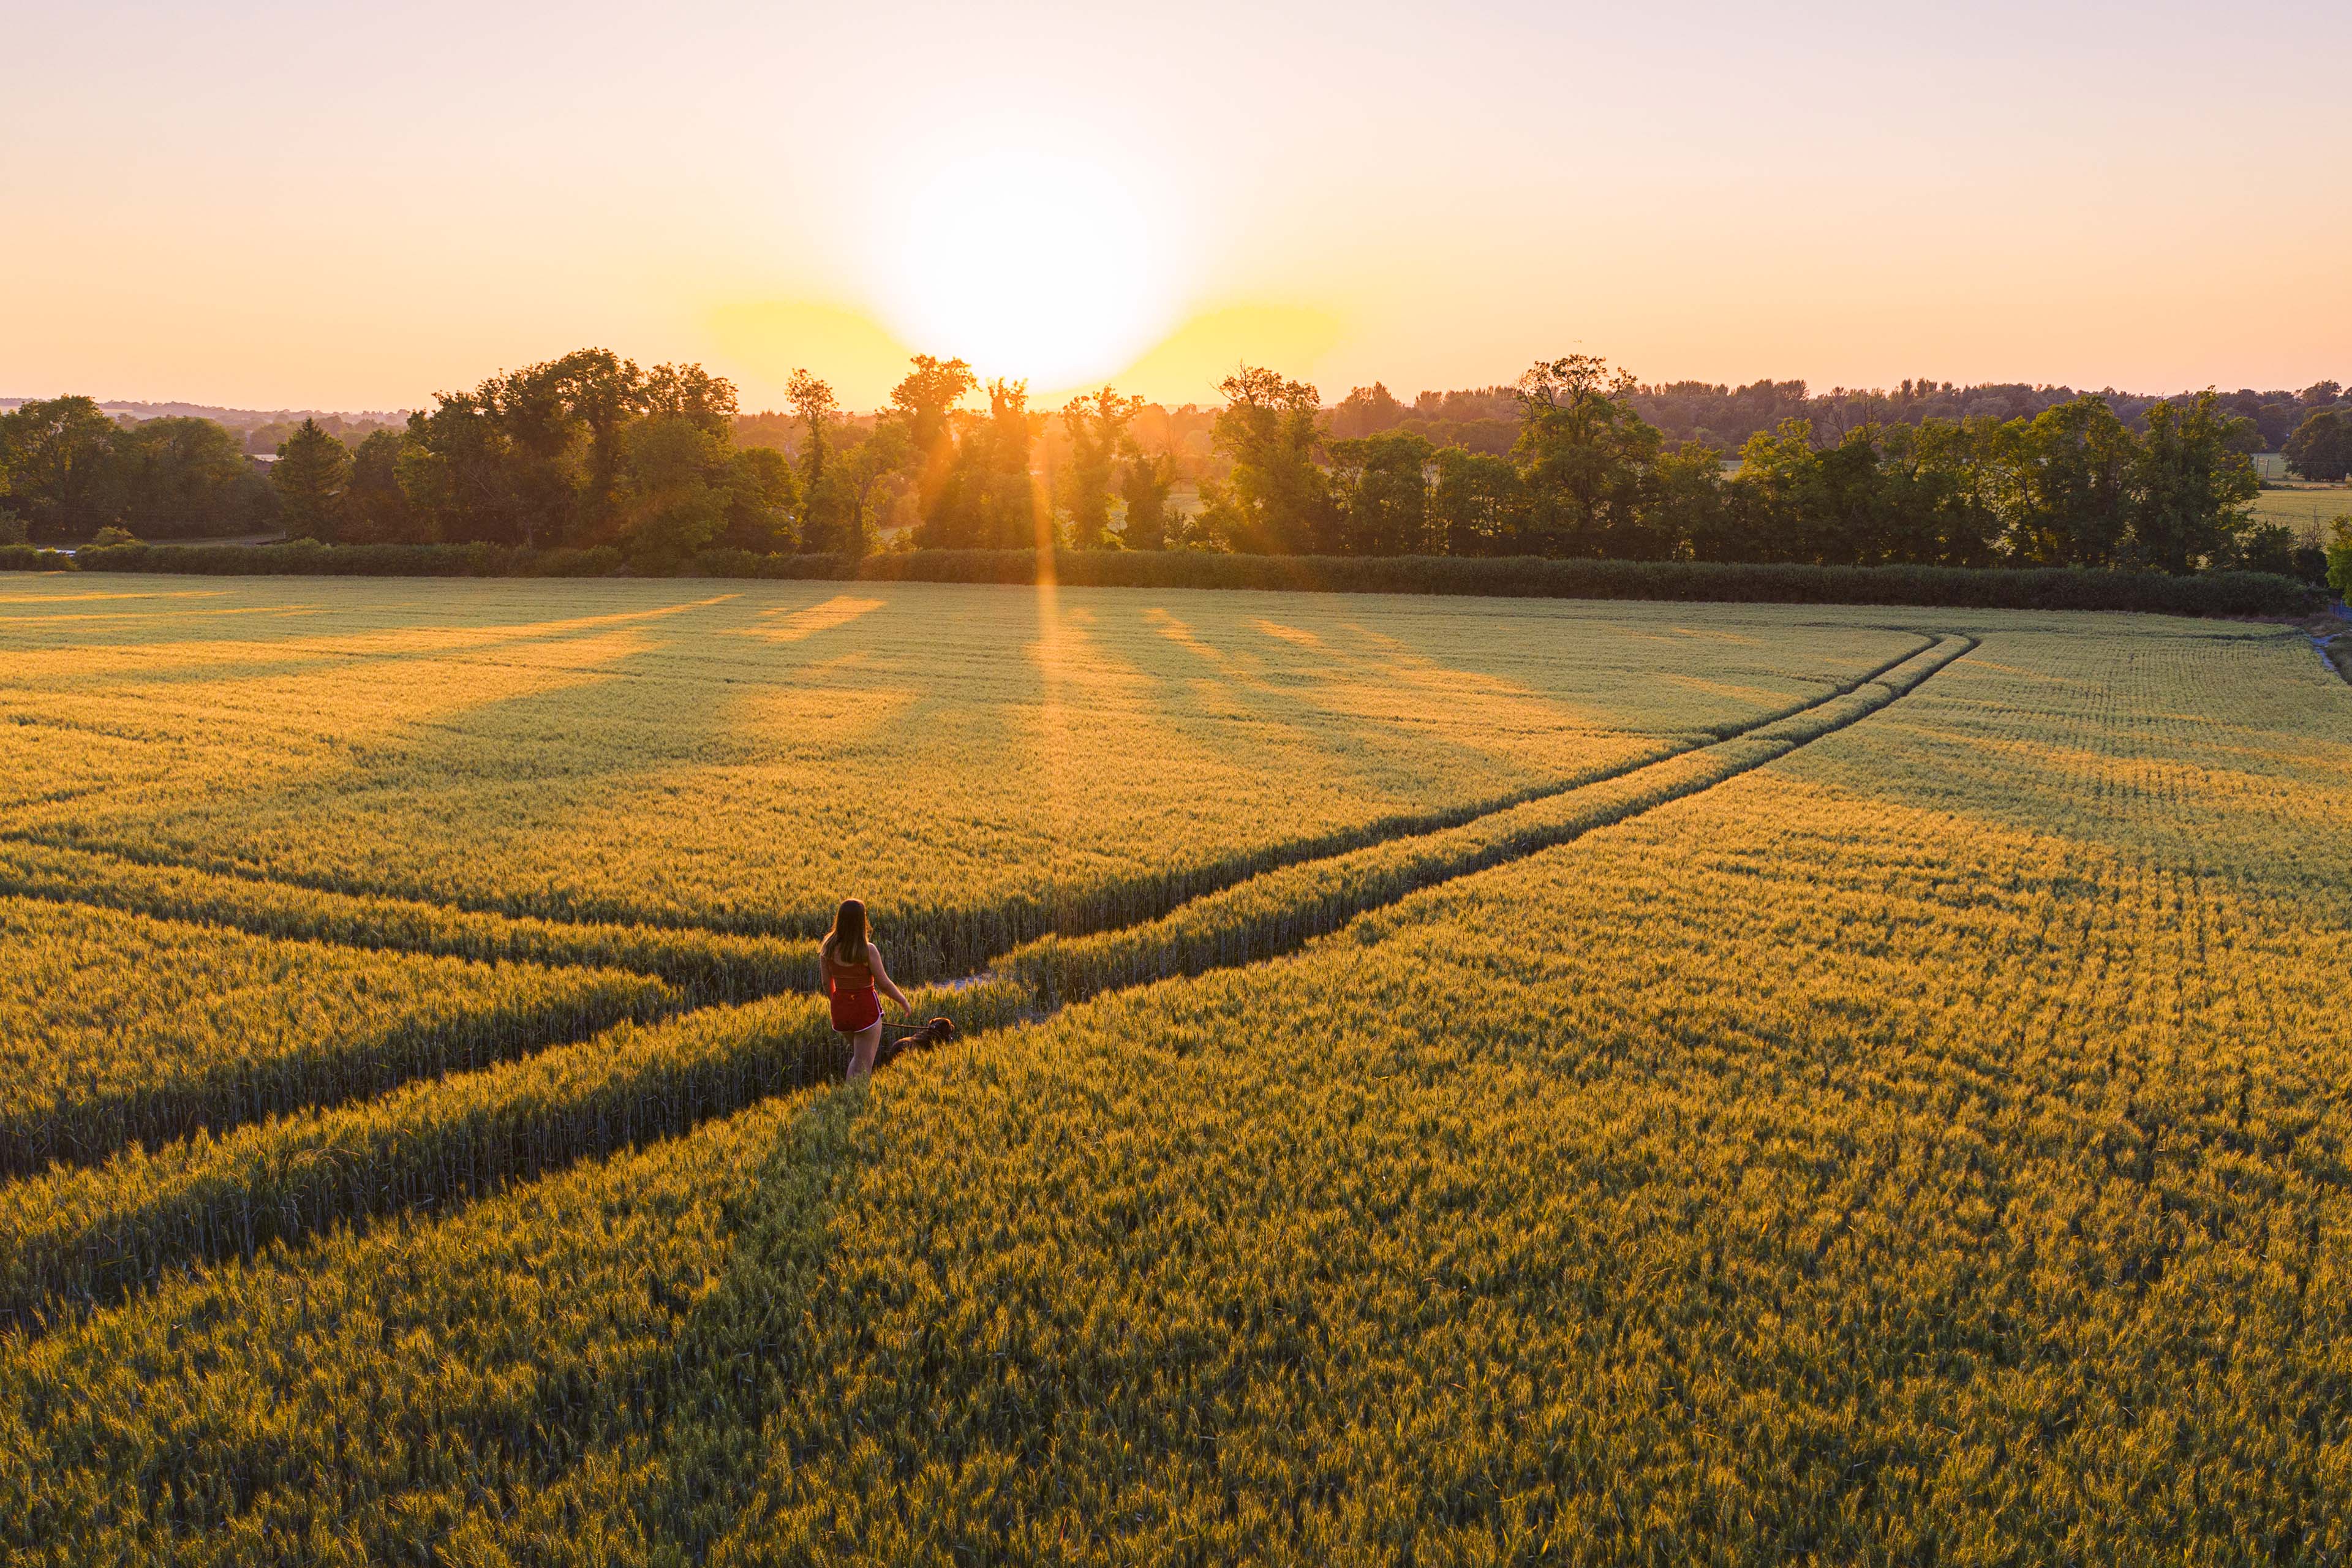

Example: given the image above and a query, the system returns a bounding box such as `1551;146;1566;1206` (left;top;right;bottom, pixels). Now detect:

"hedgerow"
28;537;2319;614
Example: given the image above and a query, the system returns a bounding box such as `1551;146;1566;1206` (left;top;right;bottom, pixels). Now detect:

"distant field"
1;575;2346;1561
2251;480;2351;535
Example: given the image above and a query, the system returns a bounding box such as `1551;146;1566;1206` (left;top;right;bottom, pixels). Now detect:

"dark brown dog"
874;1016;957;1069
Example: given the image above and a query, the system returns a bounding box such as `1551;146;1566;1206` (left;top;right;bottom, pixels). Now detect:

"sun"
870;148;1174;394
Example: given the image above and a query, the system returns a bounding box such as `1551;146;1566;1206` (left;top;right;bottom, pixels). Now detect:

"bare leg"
847;1019;883;1080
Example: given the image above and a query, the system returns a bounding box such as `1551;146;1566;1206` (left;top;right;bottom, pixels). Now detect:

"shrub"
50;540;2323;616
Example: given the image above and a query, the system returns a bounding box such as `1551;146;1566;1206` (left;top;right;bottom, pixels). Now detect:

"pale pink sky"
6;0;2346;411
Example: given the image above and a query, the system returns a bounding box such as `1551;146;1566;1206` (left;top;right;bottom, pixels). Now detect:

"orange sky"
6;1;2348;413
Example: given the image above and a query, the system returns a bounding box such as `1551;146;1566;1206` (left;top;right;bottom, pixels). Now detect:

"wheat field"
0;572;2345;1564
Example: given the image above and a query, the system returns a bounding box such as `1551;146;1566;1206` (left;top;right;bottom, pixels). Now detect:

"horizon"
7;1;2348;412
6;366;2340;429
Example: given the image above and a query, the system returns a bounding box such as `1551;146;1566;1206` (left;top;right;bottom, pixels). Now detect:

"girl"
819;897;909;1080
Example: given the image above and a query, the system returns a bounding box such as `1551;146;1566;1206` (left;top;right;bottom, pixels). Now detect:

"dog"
873;1016;958;1069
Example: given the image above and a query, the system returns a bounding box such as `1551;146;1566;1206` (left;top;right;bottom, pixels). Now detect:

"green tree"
1197;366;1331;554
719;446;801;554
0;395;120;538
891;355;977;522
1509;357;1662;557
1647;445;1734;562
271;418;352;541
1329;382;1406;439
838;419;910;554
2127;391;2259;573
1877;418;2001;567
1996;394;2136;566
343;430;422;543
397;391;521;545
485;360;589;548
1057;387;1144;549
787;370;854;557
924;380;1038;550
1327;431;1433;554
552;349;646;545
616;415;726;567
113;417;267;538
1114;440;1178;550
2325;516;2352;598
2284;410;2352;482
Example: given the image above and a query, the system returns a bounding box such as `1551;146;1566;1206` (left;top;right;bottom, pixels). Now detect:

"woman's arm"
869;943;911;1012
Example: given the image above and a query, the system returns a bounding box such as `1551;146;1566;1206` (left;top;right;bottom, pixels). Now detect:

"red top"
824;948;880;1032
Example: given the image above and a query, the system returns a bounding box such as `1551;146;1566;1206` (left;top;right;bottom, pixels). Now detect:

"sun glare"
871;149;1174;393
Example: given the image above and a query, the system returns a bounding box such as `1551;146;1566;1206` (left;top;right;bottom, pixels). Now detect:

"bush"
89;526;137;548
0;511;26;546
0;543;74;571
47;540;2323;616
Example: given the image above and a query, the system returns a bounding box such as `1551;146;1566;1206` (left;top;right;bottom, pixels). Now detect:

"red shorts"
830;984;881;1033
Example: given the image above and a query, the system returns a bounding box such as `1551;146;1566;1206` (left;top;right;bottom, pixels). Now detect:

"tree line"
1196;358;2309;576
6;350;2342;578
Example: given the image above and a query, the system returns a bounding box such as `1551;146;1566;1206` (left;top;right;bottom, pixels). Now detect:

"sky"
5;0;2348;413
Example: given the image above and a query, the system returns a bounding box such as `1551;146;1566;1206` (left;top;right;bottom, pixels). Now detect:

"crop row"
0;838;812;1000
1003;636;1973;1007
0;895;672;1180
0;979;1027;1330
0;1080;806;1564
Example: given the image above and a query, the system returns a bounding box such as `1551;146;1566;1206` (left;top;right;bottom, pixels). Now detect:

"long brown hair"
821;898;869;970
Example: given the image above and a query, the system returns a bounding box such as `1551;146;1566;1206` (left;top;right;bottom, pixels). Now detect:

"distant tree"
2284;410;2352;482
2326;516;2352;598
342;429;423;543
1197;366;1332;554
397;391;520;545
1732;422;1900;566
643;361;737;435
720;445;801;554
554;349;646;543
1997;394;2135;566
1057;386;1144;548
891;355;977;521
2300;380;2343;408
1647;444;1735;562
0;395;120;538
786;370;854;557
1329;382;1406;439
616;415;728;567
1509;357;1660;557
485;360;588;548
0;510;26;546
1326;431;1432;554
113;416;266;538
924;380;1038;550
2225;522;2302;577
837;418;910;555
1114;440;1178;550
272;418;352;541
2127;391;2260;573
